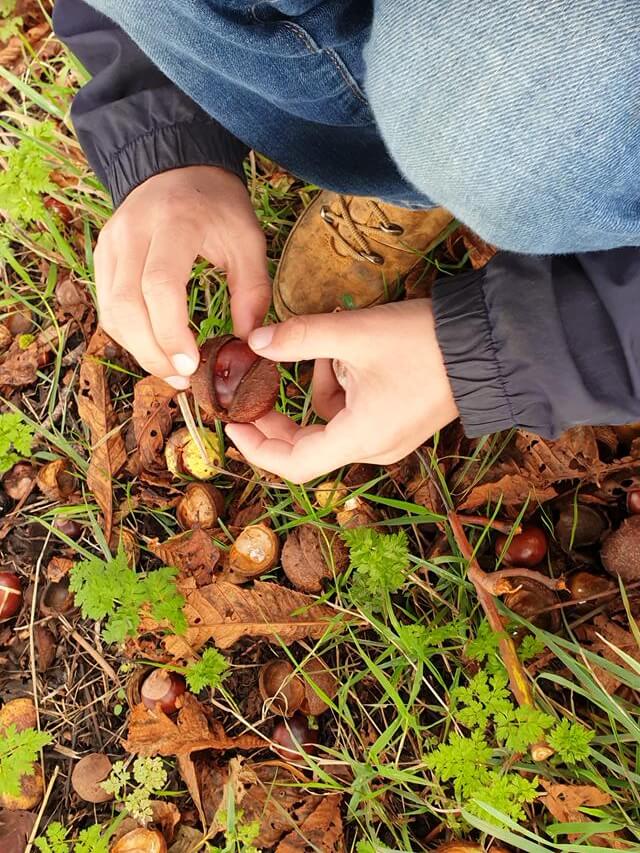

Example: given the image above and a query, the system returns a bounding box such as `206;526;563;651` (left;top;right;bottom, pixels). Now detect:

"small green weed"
69;548;187;644
184;647;230;693
0;724;51;799
342;527;410;610
35;823;111;853
0;410;36;474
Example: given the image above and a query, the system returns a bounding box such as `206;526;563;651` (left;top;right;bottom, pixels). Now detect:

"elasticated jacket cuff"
106;118;248;207
432;266;516;437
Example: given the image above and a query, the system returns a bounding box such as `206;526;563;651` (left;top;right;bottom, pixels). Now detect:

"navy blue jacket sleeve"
52;0;248;206
433;248;640;438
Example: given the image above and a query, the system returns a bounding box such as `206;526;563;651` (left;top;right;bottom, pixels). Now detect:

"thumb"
248;312;358;362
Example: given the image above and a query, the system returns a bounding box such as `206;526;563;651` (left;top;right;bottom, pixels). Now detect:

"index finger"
225;409;363;483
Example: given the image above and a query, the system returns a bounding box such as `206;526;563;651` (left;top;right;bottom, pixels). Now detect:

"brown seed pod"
40;577;75;618
567;570;616;612
0;571;23;621
3;462;35;502
229;523;280;578
71;753;114;803
601;515;640;582
36;459;76;501
0;698;37;733
281;525;349;593
176;483;224;531
34;624;57;670
504;577;560;634
299;658;338;716
140;669;186;715
271;714;319;761
258;660;305;716
0;763;44;811
109;528;140;568
191;335;280;423
111;828;167;853
554;504;609;550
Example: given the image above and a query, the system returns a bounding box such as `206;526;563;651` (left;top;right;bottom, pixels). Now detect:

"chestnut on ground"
0;571;23;621
627;489;640;515
191;335;279;423
271;713;319;761
495;525;548;567
140;669;186;714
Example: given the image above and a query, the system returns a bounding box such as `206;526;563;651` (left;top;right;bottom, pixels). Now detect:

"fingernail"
249;326;275;351
165;375;190;390
171;352;198;376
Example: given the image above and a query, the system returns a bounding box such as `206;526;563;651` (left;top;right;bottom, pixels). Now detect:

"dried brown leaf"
133;377;178;480
150;579;337;657
281;525;348;593
77;328;127;538
539;780;627;848
276;793;344;853
123;693;264;756
148;529;221;584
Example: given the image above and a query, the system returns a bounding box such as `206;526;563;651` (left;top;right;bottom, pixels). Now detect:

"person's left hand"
225;299;459;483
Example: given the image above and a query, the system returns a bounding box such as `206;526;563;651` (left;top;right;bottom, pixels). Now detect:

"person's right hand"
95;165;271;389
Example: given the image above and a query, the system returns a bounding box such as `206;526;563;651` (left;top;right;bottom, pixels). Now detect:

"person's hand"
225;299;459;483
95;166;271;388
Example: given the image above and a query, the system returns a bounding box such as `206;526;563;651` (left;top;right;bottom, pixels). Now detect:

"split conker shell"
554;504;608;550
176;483;224;531
3;462;35;502
314;480;348;511
0;698;37;733
0;571;23;621
111;828;167;853
140;669;187;715
299;658;338;716
36;459;76;501
601;515;640;582
495;525;548;567
191;335;280;423
271;714;319;761
71;753;114;803
0;763;43;811
567;571;616;610
258;660;305;716
165;426;222;480
504;578;560;634
229;523;280;577
40;577;75;617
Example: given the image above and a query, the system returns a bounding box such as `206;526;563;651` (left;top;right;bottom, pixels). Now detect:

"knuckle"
140;269;176;296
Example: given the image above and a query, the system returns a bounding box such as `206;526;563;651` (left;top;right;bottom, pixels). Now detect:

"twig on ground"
448;509;554;761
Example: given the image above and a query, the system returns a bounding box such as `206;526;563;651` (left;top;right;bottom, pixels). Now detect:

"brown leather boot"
273;191;454;319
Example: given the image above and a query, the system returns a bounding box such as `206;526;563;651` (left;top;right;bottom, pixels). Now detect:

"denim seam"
477;277;517;428
324;48;369;106
281;21;319;54
101;117;215;172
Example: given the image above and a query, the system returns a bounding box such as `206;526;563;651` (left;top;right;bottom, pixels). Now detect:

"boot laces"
320;196;404;265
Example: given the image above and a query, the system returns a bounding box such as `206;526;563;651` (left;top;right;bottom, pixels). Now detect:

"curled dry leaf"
124;693;264;757
3;463;36;502
281;525;348;594
71;753;113;803
132;376;178;481
275;793;344;853
150;801;181;843
34;624;56;670
601;515;640;582
148;529;221;585
77;329;127;538
0;809;36;853
36;459;76;501
175;753;230;828
46;555;74;582
147;579;337;657
259;660;305;716
539;780;624;848
111;828;167;853
576;614;640;694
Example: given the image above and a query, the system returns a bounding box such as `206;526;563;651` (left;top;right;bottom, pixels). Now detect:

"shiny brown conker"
0;571;23;621
567;570;616;611
495;525;548;567
271;713;319;761
191;335;279;423
53;516;83;540
140;669;186;714
627;489;640;515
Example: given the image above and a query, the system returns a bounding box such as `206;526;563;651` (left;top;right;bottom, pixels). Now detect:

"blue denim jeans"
87;0;640;254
